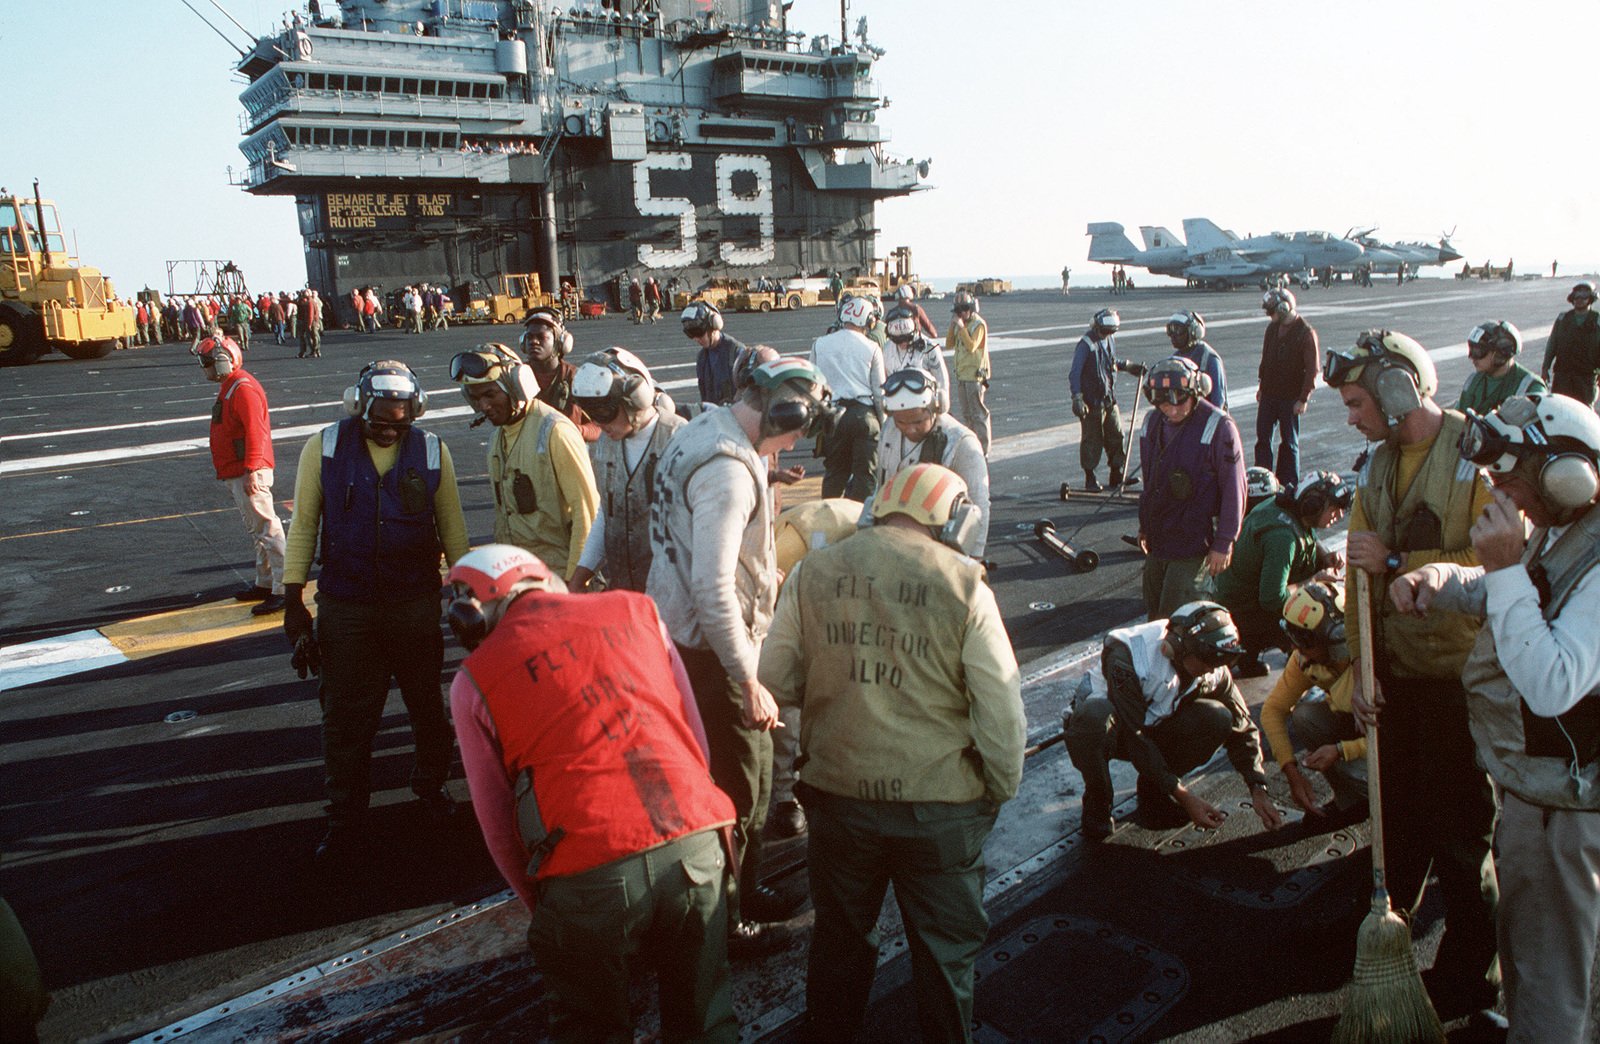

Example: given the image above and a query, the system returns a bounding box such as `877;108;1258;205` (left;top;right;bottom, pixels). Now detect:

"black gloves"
283;586;320;679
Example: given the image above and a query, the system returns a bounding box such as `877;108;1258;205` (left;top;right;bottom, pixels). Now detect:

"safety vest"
1464;505;1600;809
463;590;735;879
317;419;442;601
590;410;684;592
1358;411;1484;678
647;405;775;651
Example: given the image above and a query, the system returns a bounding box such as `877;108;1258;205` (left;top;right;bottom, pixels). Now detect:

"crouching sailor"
444;544;739;1042
1065;601;1284;838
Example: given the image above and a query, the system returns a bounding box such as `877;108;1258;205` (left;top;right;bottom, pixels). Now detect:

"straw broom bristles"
1330;571;1443;1044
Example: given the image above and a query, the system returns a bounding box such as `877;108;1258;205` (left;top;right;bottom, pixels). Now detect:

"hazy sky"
2;0;1592;293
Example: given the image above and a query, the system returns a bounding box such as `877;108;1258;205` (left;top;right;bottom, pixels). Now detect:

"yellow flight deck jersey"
947;315;990;382
484;401;598;580
1260;653;1365;767
1347;418;1493;679
284;432;471;586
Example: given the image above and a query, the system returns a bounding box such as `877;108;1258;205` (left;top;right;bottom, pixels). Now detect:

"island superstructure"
233;0;928;314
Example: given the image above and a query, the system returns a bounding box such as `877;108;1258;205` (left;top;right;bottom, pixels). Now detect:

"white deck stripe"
0;629;129;693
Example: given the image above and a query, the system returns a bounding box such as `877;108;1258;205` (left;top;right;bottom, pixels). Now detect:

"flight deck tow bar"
1033;519;1099;573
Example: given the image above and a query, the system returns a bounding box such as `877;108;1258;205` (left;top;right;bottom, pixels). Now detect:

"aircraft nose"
1438;244;1463;263
1335;239;1363;262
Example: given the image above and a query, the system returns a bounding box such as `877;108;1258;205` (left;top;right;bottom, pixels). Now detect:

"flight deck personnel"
1212;470;1350;678
281;360;471;862
1136;356;1247;619
1389;393;1600;1041
1540;281;1600;406
520;306;601;442
198;335;287;615
947;291;992;455
1324;329;1500;1018
1064;601;1283;838
647;356;836;954
449;342;598;582
810;294;886;500
568;347;685;593
893;283;939;339
759;463;1025;1043
883;302;950;412
442;545;739;1043
1259;580;1368;821
1456;320;1543;415
874;368;991;557
1255;289;1319;488
683;301;744;408
1069;307;1146;492
1165;310;1228;411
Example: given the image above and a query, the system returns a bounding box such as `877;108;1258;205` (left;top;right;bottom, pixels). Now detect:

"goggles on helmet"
1459;398;1543;471
1146;385;1193;406
883;368;933;398
575;397;622;424
450;351;509;384
1320;345;1370;388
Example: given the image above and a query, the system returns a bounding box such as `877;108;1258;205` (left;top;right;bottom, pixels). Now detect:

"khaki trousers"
223;469;285;593
1496;789;1600;1042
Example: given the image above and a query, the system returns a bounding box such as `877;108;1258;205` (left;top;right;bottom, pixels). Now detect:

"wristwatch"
1384;551;1404;572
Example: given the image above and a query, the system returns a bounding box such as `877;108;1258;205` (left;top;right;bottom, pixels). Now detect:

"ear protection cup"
1196;371;1214;400
1373;365;1422;423
445;596;488;651
1540;453;1600;512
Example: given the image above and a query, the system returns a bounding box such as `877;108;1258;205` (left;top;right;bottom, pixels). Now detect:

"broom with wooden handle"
1331;568;1444;1043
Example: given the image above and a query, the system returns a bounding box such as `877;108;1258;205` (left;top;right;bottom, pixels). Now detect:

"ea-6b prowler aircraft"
1086;218;1365;288
1344;227;1464;275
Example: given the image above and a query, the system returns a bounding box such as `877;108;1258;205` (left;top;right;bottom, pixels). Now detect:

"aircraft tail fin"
1138;226;1184;251
1086;222;1138;262
1182;218;1236;253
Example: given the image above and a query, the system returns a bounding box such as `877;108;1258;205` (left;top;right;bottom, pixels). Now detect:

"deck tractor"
0;180;137;366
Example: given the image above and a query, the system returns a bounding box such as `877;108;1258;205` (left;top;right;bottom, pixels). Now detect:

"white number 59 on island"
631;152;776;268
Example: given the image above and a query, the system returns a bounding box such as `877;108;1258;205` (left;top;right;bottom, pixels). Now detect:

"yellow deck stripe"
100;583;317;659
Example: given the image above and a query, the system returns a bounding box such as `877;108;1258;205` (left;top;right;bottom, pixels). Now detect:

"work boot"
315;821;364;864
1082;473;1103;493
743;884;804;923
728;920;789;959
251;593;287;616
1109;471;1138;488
415;789;457;826
771;799;807;838
235;585;272;602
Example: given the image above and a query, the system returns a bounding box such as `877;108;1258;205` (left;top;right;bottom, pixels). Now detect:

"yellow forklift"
0;180;137;366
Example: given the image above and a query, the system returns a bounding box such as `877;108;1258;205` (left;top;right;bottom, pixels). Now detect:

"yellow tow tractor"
480;272;555;324
872;246;928;299
0;180;137;366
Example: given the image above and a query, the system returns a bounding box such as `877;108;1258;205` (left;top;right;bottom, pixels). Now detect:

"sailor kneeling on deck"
759;463;1026;1043
444;545;739;1043
1065;601;1284;838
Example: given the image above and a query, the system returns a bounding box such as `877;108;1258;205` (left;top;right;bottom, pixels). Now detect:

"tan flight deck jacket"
760;524;1026;807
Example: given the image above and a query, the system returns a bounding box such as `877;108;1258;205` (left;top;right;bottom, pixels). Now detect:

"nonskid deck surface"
0;279;1562;1040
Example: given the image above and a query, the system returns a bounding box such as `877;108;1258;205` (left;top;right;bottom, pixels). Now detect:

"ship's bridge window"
403;78;418;94
421;80;437;97
385;76;401;93
309;73;326;90
333;129;351;146
406;131;422;148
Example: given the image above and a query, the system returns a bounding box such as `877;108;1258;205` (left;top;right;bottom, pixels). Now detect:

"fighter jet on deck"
1086;219;1364;288
1346;228;1464;275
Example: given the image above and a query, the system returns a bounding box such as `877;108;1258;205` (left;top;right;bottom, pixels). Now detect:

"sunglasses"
449;352;505;383
365;418;412;434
